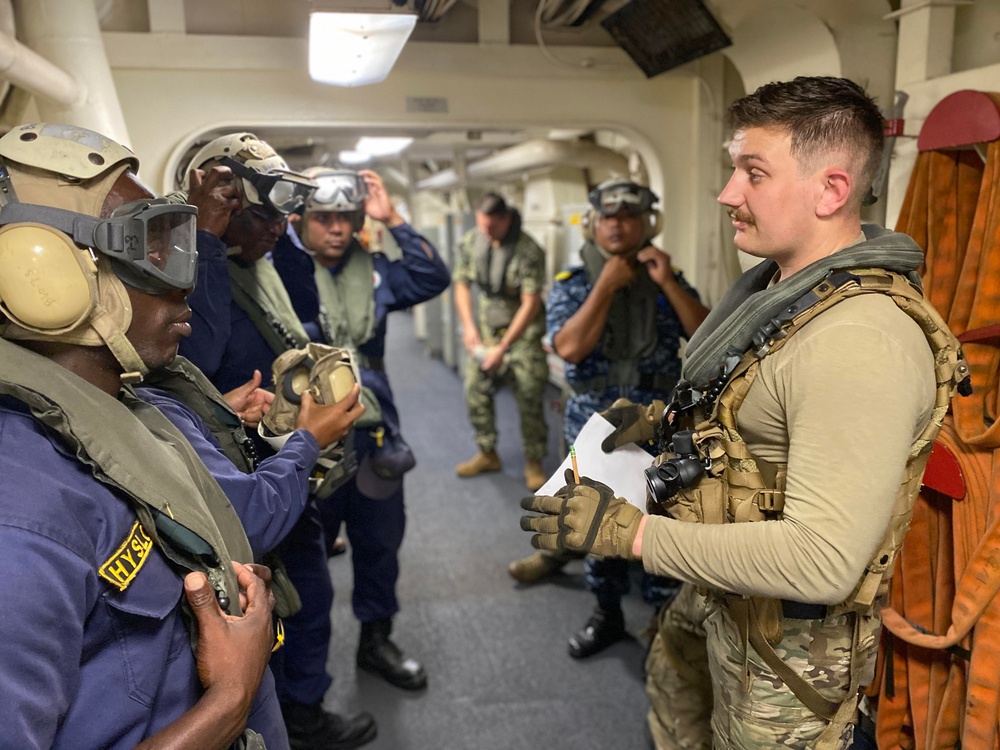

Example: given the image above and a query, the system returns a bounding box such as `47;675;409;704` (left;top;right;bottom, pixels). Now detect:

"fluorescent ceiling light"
309;12;417;87
355;136;414;156
339;149;373;165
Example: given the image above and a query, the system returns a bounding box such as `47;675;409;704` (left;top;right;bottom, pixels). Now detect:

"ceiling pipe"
0;27;80;108
14;0;131;146
415;138;628;190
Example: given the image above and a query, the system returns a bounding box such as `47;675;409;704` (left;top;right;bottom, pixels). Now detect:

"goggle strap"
0;202;101;248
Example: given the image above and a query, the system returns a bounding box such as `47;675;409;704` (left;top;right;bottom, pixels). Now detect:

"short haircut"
728;76;885;204
475;192;509;216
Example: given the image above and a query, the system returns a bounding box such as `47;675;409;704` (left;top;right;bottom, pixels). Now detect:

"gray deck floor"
321;312;654;750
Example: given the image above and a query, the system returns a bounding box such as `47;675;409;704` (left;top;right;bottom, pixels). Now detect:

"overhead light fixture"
309;4;417;87
338;149;373;165
355;136;414;156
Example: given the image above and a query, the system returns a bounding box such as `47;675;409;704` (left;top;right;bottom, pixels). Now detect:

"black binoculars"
644;430;705;506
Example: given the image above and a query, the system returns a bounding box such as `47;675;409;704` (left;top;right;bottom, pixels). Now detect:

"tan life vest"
654;268;969;735
0;338;254;615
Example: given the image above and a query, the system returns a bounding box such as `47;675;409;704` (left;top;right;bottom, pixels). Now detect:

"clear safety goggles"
0;198;198;293
220;157;317;215
309;171;368;211
588;183;657;217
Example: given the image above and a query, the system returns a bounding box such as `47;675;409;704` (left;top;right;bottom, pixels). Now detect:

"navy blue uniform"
271;222;449;704
179;227;334;708
548;265;698;446
0;393;312;750
179;230;293;394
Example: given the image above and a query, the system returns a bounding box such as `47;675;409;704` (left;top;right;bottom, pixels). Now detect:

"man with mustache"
521;77;969;748
508;179;708;666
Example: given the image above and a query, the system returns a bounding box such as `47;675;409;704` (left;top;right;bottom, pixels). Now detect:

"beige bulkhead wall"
84;0;998;293
100;6;874;301
105;34;711;283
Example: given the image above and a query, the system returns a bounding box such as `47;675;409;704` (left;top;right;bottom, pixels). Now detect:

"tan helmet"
0;123;196;383
183;132;316;215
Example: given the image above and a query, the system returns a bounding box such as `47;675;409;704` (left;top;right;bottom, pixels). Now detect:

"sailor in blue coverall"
272;168;450;694
176;134;377;747
511;180;709;659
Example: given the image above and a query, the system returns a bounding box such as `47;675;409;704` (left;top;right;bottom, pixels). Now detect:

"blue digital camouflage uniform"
548;260;700;609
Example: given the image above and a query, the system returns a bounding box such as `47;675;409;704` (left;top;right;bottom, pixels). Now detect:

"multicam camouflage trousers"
647;585;880;749
463;335;548;460
646;583;713;750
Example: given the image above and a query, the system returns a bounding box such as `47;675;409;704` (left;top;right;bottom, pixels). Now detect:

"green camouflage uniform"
453;225;548;460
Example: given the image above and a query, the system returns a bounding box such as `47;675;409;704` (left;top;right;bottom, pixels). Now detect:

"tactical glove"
519;469;643;559
600;398;666;453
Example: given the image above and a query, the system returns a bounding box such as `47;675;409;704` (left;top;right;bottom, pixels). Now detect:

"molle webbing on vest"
228;258;310;356
314;241;377;350
144;357;257;473
0;338;252;615
709;269;967;607
675;268;966;745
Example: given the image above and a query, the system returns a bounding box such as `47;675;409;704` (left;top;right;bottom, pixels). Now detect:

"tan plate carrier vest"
657;268;969;745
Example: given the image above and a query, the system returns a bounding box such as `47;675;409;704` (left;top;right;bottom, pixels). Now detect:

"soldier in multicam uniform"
508;180;708;666
453;192;550;491
520;77;969;749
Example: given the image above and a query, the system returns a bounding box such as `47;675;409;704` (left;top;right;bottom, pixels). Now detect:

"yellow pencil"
570;444;580;483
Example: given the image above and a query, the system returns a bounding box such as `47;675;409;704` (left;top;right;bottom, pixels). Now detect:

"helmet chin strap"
88;303;148;384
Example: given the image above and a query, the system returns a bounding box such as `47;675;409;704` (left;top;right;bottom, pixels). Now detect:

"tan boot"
508;551;565;584
455;450;502;477
524;459;546;492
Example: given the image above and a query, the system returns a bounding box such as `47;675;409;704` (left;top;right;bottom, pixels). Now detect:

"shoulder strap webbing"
144;357;257;474
0;338;252;613
228;258;310;356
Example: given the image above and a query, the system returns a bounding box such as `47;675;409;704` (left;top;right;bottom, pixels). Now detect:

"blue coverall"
0;389;319;749
270;222;449;703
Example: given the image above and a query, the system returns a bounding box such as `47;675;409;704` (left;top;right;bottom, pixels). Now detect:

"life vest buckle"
755;489;785;513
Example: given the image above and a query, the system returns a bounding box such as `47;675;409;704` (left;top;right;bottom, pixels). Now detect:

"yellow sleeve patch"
555;271;573;281
99;521;154;591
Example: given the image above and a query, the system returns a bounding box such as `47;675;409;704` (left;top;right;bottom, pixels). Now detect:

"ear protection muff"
644;210;662;243
0;222;98;333
350;211;365;234
581;209;597;243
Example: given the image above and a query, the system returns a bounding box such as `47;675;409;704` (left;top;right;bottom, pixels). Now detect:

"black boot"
280;701;376;750
567;606;627;659
357;618;427;691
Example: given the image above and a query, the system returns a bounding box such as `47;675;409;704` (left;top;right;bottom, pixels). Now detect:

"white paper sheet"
537;412;654;511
